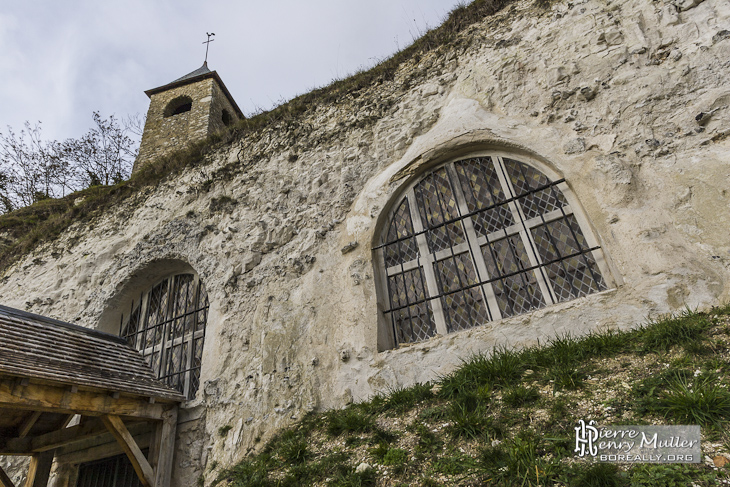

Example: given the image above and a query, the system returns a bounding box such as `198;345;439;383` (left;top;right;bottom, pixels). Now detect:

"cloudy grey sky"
1;0;463;143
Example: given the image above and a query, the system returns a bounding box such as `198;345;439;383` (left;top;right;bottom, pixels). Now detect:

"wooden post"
154;407;178;487
23;451;54;487
101;415;154;487
0;466;16;487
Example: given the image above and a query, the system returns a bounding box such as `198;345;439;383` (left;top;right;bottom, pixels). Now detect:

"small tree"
0;122;69;209
0;113;139;214
62;112;137;187
0;169;14;213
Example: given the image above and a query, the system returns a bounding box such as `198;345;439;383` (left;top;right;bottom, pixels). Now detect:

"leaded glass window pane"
414;168;466;253
434;253;490;332
386;268;436;343
384;199;419;268
482;235;544;317
531;215;607;301
504;158;567;219
455;157;514;236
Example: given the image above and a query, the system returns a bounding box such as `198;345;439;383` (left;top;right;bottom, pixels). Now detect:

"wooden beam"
23;451;53;487
3;418;105;454
18;412;42;438
102;415;154;487
54;432;151;465
148;424;163;471
0;380;167;420
154;407;178;487
0;466;16;487
32;419;107;453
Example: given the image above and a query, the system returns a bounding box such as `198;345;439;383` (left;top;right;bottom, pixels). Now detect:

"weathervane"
203;32;215;63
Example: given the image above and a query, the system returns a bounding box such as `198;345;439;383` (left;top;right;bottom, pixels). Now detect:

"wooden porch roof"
0;305;181;487
0;305;184;403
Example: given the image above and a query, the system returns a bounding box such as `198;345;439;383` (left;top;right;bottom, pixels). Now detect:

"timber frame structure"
0;305;184;487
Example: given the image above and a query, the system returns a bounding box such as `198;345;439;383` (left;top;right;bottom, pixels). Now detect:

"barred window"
375;154;609;347
121;273;208;399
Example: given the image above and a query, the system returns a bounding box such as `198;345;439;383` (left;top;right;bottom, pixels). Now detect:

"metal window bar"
374;177;567;250
76;452;145;487
382;245;601;315
121;274;209;399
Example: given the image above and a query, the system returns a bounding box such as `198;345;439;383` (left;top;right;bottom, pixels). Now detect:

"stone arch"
163;95;193;117
371;148;615;351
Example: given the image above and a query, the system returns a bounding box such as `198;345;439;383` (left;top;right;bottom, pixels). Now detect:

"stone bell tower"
133;62;243;173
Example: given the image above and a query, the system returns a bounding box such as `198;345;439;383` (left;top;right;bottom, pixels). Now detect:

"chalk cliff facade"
1;0;729;484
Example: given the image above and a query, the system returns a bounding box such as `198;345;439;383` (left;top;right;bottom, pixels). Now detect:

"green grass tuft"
657;373;730;429
639;309;712;353
503;385;541;407
326;407;375;436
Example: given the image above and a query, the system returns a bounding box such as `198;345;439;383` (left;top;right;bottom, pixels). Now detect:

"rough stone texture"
134;75;240;171
2;0;730;484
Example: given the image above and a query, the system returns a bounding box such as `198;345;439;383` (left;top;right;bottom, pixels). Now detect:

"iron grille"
121;273;208;399
76;453;144;487
376;156;607;346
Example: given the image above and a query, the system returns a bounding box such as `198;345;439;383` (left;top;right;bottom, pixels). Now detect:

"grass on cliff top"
0;0;554;273
211;305;730;487
0;135;225;272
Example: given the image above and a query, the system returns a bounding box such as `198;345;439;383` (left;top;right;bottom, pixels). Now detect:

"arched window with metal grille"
374;153;611;349
120;273;208;399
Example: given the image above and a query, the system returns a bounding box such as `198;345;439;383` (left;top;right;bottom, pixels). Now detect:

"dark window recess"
163;96;193;117
172;102;192;115
221;109;233;126
121;273;208;399
375;155;608;347
76;453;145;487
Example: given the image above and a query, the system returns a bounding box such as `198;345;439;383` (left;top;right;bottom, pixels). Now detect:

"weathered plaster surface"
1;0;729;484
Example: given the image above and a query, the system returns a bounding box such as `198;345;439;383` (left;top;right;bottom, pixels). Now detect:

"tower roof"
144;62;243;118
171;61;212;83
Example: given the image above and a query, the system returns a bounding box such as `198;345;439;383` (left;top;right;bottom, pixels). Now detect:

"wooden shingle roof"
0;305;184;402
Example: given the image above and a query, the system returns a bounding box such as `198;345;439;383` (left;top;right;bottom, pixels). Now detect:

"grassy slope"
212;306;730;487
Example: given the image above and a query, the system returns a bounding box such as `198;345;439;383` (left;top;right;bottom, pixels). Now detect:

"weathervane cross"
203;32;215;63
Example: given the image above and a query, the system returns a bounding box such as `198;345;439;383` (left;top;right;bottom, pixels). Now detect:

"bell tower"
133;62;243;173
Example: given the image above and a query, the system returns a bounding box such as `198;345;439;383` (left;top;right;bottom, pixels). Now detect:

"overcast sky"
0;0;463;144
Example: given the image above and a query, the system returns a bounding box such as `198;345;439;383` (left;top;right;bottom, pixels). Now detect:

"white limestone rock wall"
1;0;729;483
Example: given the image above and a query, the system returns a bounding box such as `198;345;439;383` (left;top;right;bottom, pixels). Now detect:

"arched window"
163;96;193;117
221;109;233;127
121;273;208;399
374;154;609;348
